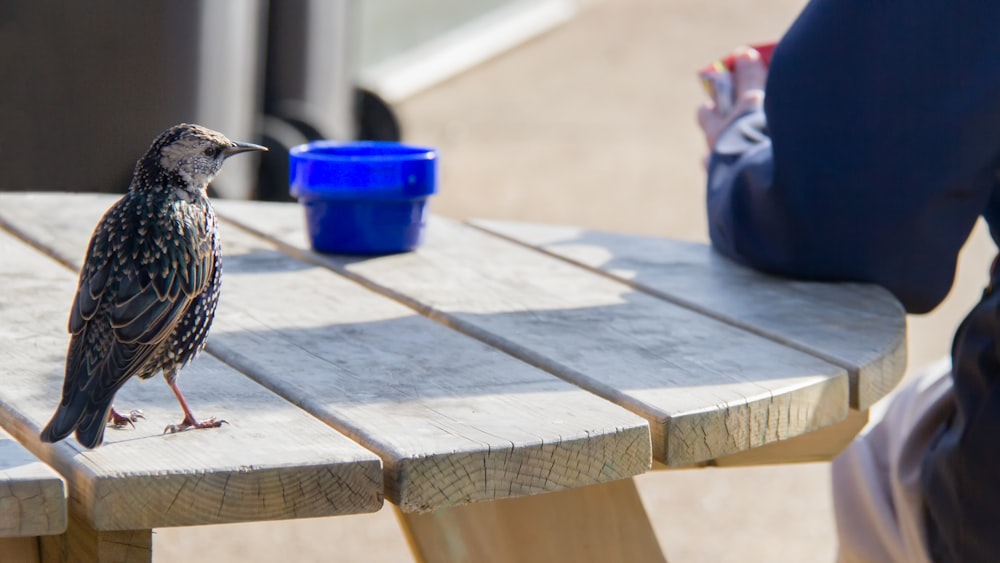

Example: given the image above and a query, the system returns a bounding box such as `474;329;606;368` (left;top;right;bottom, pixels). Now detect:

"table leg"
0;537;41;563
396;478;667;563
40;510;151;563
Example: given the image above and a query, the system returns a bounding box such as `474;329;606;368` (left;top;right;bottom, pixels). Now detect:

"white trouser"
832;358;954;563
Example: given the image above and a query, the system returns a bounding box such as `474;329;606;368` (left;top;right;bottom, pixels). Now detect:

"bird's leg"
108;406;144;429
163;379;227;434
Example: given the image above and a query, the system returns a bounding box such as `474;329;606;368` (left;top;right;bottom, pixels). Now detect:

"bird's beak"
224;141;268;158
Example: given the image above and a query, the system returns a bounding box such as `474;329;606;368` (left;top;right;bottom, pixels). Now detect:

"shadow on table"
208;246;850;467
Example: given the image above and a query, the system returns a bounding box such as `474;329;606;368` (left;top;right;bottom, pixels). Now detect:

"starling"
39;123;266;448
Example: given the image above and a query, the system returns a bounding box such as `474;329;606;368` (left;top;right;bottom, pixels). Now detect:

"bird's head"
135;123;267;194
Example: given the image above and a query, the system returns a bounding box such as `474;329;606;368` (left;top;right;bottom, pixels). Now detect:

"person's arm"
700;1;1000;560
703;0;1000;314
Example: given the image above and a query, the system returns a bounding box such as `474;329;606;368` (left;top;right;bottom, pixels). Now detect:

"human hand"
697;47;768;154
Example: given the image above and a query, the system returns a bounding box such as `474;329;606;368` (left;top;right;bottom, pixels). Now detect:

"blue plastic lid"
289;141;437;201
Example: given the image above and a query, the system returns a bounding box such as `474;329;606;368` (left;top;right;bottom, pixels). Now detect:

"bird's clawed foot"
163;415;228;434
108;407;145;429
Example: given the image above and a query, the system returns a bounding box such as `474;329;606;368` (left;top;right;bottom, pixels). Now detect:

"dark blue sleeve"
706;0;1000;314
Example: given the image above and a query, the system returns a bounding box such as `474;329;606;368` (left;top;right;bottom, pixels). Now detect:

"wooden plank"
0;428;66;537
0;221;383;530
40;510;150;563
0;537;40;563
0;193;652;513
399;478;666;563
471;220;907;410
652;408;870;469
214;200;851;467
707;408;868;467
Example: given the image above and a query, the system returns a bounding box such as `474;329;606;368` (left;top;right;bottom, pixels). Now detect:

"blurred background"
2;0;994;561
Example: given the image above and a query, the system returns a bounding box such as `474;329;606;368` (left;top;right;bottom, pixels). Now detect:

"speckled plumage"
40;123;265;448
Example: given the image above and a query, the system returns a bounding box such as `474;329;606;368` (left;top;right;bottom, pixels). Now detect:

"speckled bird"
39;123;266;449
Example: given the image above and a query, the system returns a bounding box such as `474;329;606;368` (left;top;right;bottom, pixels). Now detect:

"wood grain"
40;509;150;563
0;428;66;537
652;408;871;469
0;212;383;530
0;193;652;514
707;408;869;467
399;478;666;563
471;220;908;410
0;537;40;563
215;200;852;467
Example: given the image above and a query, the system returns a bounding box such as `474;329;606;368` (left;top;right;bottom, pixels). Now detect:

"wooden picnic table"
0;192;906;562
0;426;67;562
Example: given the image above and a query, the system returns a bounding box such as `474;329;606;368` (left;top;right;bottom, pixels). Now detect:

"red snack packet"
716;42;777;72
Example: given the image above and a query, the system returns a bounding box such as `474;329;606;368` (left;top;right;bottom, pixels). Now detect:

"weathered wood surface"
710;408;869;467
0;428;66;537
657;408;870;469
0;193;652;513
472;220;908;410
0;216;383;530
400;478;666;563
40;510;151;563
215;200;852;467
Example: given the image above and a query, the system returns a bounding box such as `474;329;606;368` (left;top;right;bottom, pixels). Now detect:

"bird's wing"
64;204;214;404
68;233;111;335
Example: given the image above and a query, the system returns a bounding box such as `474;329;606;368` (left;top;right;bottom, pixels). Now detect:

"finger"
732;47;767;95
698;92;764;151
697;103;725;148
731;88;765;117
697;100;717;130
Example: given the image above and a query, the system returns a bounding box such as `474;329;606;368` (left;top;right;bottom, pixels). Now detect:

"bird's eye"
204;147;220;157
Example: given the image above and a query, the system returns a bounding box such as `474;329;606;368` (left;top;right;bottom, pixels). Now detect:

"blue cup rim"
289;141;438;201
289;140;436;162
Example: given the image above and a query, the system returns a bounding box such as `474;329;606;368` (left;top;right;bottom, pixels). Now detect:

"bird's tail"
39;396;114;449
74;400;115;449
39;405;77;444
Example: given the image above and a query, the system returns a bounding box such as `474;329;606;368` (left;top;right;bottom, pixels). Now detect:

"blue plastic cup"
289;141;438;254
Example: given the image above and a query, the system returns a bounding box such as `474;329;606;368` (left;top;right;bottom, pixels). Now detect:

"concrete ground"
156;0;996;560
